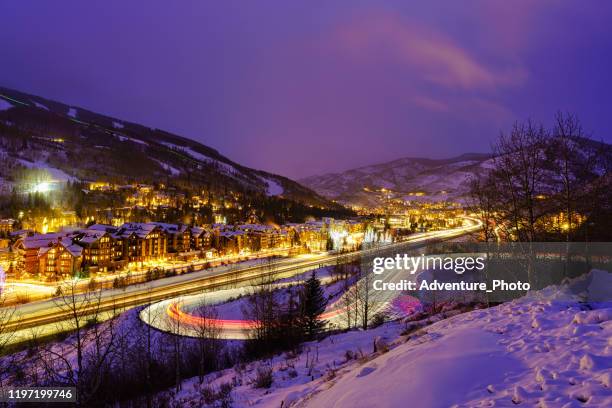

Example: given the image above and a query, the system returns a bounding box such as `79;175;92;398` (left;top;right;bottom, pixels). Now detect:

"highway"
141;219;483;339
0;246;300;306
0;218;481;346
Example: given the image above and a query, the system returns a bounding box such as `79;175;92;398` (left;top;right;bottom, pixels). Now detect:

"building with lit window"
73;227;123;272
17;233;83;280
0;219;15;235
190;226;212;251
114;223;167;263
152;223;193;253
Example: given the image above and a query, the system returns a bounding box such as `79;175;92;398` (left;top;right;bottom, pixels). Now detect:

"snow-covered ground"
33;101;49;110
264;177;284;196
161;270;612;407
159;141;243;178
0;98;14;111
157;142;289;193
115;134;148;146
153;158;181;176
159;141;214;164
159;320;407;407
17;159;77;182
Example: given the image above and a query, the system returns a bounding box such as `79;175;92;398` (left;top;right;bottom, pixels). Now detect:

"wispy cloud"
411;95;449;112
334;11;527;90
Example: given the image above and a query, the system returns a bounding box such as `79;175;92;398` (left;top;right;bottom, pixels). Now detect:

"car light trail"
158;287;420;339
164;296;350;332
166;301;257;330
140;220;479;339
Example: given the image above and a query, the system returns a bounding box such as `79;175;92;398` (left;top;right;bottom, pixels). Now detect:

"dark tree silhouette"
300;272;327;339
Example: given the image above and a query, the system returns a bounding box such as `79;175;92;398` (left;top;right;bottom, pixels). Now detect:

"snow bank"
164;321;405;408
306;270;612;407
0;99;14;111
160;270;611;407
308;328;524;408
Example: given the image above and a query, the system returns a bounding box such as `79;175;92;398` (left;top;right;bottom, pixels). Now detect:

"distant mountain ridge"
299;153;495;206
301;139;612;208
0;86;338;208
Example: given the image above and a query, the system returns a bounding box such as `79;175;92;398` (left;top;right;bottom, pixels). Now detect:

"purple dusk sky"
2;1;612;179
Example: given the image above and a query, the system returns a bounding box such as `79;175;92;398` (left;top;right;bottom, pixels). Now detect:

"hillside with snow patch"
0;86;334;208
300;153;492;206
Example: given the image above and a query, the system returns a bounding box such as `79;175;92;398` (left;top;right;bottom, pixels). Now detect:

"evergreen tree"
300;272;327;339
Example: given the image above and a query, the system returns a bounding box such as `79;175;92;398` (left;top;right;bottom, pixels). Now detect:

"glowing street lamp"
33;181;52;193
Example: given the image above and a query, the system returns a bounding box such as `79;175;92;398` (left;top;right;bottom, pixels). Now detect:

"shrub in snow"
325;367;337;380
252;365;273;389
217;382;233;408
370;311;388;328
287;368;298;379
373;336;389;353
401;321;425;336
200;386;215;404
199;382;233;407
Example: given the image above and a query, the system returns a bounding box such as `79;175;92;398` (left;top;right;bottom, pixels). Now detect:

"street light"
33;181;52;193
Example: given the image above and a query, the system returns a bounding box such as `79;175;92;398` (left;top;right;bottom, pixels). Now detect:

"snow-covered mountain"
300;153;493;206
0;86;337;208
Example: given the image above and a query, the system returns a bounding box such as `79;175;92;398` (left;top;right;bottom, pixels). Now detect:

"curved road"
1;218;481;345
140;218;482;339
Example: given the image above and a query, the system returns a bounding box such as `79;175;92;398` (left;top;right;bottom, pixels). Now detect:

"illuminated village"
0;177;473;287
1;3;611;406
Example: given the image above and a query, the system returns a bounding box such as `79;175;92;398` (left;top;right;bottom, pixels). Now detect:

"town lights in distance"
372;254;486;275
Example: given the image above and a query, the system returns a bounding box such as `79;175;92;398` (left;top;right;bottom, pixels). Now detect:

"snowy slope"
17;159;77;182
300;154;492;206
162;270;611;407
306;270;612;408
309;327;522;408
301;137;611;208
260;175;284;196
0;85;337;208
0;98;14;111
